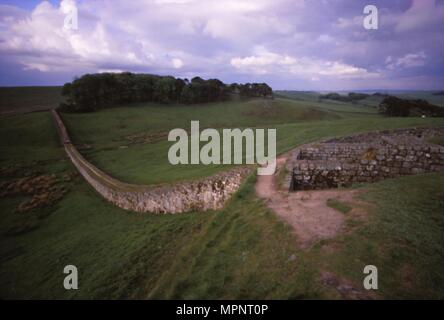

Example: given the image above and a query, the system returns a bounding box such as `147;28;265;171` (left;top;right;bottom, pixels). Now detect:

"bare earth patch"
0;174;68;213
255;153;367;249
256;153;376;299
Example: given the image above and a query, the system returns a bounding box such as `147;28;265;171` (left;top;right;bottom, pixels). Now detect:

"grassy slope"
277;90;381;114
1;90;444;299
394;91;444;107
61;97;443;185
309;173;444;299
0;86;63;115
278;90;444;108
0;112;319;299
61;97;340;184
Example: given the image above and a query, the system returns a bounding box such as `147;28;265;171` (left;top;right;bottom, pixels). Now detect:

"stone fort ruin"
286;127;444;191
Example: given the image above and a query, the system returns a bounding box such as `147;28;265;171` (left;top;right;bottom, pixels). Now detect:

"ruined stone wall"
52;110;252;214
325;127;444;144
288;127;444;191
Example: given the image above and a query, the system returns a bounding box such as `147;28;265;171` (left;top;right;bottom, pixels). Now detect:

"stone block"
400;168;411;174
402;162;412;168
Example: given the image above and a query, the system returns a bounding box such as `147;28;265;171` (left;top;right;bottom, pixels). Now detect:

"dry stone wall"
52;110;252;213
287;127;444;191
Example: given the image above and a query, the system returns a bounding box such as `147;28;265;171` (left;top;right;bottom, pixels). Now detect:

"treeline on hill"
59;72;273;112
378;96;444;117
319;92;370;102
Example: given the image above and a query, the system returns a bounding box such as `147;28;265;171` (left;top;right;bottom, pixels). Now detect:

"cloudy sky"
0;0;443;90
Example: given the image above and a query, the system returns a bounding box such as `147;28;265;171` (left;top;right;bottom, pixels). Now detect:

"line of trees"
378;96;444;117
59;72;273;112
319;92;370;102
230;82;274;98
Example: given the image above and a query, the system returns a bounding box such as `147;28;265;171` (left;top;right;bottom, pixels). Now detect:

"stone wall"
52;110;253;214
287;127;444;191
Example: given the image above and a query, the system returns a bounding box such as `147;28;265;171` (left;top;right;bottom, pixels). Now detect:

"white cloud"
98;68;124;73
395;0;444;33
386;52;427;70
335;0;444;35
335;16;363;29
231;48;379;80
0;0;195;72
172;58;183;69
177;20;199;34
317;34;334;43
203;15;292;40
60;0;77;15
0;0;296;74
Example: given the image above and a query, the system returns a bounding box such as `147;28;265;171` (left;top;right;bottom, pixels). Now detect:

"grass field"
1;89;444;299
60;97;442;185
0;86;63;115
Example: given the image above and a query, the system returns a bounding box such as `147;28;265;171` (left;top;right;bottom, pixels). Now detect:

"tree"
378;96;444;117
59;72;274;112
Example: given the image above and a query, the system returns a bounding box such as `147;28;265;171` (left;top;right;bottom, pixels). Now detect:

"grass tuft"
326;198;352;214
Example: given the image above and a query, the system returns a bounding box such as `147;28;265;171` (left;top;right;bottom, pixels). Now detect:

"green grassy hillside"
0;86;63;115
61;97;442;185
1;88;444;299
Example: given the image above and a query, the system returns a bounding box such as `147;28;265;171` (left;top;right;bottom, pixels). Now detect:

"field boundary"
51;110;253;214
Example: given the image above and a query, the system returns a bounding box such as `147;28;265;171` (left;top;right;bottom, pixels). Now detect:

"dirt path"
256;152;377;299
255;152;363;249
